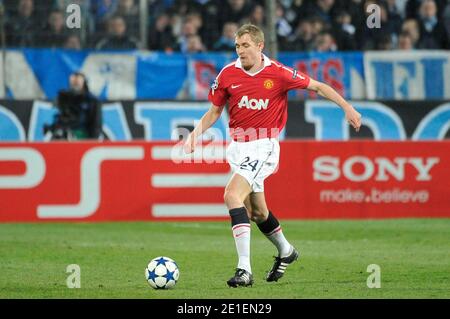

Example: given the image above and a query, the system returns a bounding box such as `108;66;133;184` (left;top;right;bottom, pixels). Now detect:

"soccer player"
184;24;361;287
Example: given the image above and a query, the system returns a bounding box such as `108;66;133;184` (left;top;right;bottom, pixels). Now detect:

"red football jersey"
208;54;310;141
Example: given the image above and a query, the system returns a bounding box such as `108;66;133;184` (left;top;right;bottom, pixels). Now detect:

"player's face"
235;33;263;70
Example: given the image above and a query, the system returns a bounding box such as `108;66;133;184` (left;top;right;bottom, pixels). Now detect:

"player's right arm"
184;70;230;154
183;104;224;154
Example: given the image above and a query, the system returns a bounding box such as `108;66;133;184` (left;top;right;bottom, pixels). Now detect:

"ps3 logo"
0;146;144;219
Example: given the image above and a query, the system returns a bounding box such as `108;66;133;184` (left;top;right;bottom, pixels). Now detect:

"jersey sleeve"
281;65;311;91
208;73;229;107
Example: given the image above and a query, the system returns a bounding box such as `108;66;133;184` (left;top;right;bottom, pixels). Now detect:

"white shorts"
226;138;280;193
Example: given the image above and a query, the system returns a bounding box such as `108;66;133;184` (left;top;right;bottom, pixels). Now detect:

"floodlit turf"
0;219;449;299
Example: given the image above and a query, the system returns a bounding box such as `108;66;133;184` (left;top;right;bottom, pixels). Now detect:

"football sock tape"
257;210;280;234
229;207;250;226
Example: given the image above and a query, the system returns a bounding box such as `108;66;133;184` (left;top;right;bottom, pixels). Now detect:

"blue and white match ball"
145;256;180;289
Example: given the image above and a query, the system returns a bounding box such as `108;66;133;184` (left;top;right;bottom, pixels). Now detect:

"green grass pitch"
0;219;449;298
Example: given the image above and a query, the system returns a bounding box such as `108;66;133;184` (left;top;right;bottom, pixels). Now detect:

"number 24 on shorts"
239;157;259;172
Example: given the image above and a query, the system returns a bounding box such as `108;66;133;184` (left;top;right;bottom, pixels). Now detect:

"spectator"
397;31;414;50
64;34;82;50
279;0;308;26
196;0;221;49
332;9;357;50
148;12;177;52
306;0;336;25
385;0;403;34
3;0;52;20
116;0;139;39
91;0;118;20
405;0;446;20
5;0;38;47
213;22;238;51
185;11;203;31
417;0;448;49
375;33;394;50
276;2;293;40
185;34;206;53
246;4;264;28
444;3;450;43
218;0;254;31
36;10;68;48
360;0;397;50
387;0;408;18
284;18;316;51
91;0;119;32
170;0;203;17
314;31;337;51
176;19;200;52
341;0;365;41
185;11;210;47
169;12;184;39
95;15;139;49
401;18;421;47
148;0;176;23
310;15;327;37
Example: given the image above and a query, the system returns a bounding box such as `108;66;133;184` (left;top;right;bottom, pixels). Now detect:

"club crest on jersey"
238;95;269;110
264;79;274;89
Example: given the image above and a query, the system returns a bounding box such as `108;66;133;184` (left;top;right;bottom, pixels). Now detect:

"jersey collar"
235;54;271;76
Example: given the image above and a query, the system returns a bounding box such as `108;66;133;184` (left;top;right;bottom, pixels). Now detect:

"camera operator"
45;72;102;140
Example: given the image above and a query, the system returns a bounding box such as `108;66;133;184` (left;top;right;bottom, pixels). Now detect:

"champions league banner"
0;100;449;142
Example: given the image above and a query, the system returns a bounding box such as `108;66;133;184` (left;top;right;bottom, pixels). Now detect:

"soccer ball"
145;256;179;289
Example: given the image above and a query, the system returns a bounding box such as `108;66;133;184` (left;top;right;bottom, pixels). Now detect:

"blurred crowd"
0;0;449;52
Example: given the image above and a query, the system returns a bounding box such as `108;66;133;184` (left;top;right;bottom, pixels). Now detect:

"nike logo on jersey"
231;84;242;89
238;95;269;110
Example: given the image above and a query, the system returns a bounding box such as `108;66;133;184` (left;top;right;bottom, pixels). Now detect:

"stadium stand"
0;0;449;51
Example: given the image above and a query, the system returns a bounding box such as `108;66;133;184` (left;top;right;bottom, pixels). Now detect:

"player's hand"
345;107;362;132
183;133;196;154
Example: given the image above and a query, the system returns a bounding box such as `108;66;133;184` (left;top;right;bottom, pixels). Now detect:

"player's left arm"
306;78;362;132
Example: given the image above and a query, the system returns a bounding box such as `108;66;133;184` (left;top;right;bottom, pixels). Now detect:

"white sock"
266;226;292;258
232;223;251;273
